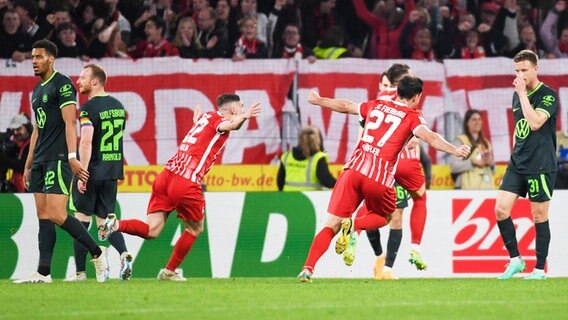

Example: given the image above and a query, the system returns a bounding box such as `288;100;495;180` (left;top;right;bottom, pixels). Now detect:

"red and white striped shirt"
345;98;427;186
377;88;421;161
165;111;229;183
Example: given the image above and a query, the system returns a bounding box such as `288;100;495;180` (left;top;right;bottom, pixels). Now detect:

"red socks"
166;230;196;271
410;192;427;245
303;227;335;270
354;213;389;231
118;219;150;238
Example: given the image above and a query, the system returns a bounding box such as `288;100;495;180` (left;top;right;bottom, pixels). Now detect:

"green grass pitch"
2;278;567;320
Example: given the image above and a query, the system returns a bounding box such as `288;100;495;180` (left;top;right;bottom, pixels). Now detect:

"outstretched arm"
414;125;470;158
218;102;261;132
307;91;359;115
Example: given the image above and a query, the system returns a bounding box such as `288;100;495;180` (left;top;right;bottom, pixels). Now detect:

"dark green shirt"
31;71;77;162
510;82;558;174
79;94;125;180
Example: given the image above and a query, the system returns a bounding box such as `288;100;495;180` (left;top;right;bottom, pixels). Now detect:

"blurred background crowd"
1;0;568;62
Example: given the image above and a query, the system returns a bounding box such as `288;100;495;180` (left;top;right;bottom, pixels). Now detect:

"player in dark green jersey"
495;50;557;280
14;40;109;284
66;64;133;282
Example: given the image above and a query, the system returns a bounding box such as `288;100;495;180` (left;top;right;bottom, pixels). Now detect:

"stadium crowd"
0;0;566;62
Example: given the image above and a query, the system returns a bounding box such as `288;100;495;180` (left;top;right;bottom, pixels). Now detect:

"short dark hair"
386;63;411;85
217;94;240;108
14;0;38;20
32;39;58;57
513;49;538;66
148;16;166;37
397;75;423;100
84;64;107;85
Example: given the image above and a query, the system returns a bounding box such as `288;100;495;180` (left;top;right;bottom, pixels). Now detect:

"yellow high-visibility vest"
313;46;347;60
281;151;328;191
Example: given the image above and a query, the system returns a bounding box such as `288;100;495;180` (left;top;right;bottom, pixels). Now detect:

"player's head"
397;75;423;108
77;64;107;95
378;71;391;92
298;125;322;158
385;63;411;86
513;49;538;85
31;39;57;77
217;93;243;115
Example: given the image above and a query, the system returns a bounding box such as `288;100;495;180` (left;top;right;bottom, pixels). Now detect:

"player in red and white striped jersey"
298;76;470;282
99;94;261;281
362;64;433;279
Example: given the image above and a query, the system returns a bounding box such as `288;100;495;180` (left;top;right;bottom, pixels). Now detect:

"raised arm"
414;125;470;158
514;78;549;131
218;102;261;132
307;90;359;115
352;0;384;28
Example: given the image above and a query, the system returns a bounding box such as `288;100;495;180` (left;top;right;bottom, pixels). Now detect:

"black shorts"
28;160;72;195
394;183;409;209
499;167;555;202
70;178;118;218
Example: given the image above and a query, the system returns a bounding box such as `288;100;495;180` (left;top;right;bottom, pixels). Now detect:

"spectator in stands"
15;0;51;43
352;0;416;59
86;20;129;59
506;23;545;57
73;2;97;43
266;0;299;58
437;11;475;59
129;15;179;58
239;0;268;44
555;129;568;189
477;1;506;56
131;1;157;45
196;7;229;58
54;22;88;60
171;16;202;59
539;0;568;58
302;0;347;51
277;125;336;191
449;109;494;189
0;114;32;193
275;23;316;62
0;8;32;62
459;30;487;59
400;26;436;61
313;25;351;59
192;0;211;19
216;0;231;28
493;0;520;54
105;0;132;47
153;0;176;40
232;16;268;61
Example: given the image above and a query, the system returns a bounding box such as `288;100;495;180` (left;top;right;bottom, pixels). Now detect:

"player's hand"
77;179;87;194
513;76;527;95
69;158;89;182
23;168;31;190
454;145;471;158
245;102;261;119
406;136;420;149
307;91;321;105
193;104;202;123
